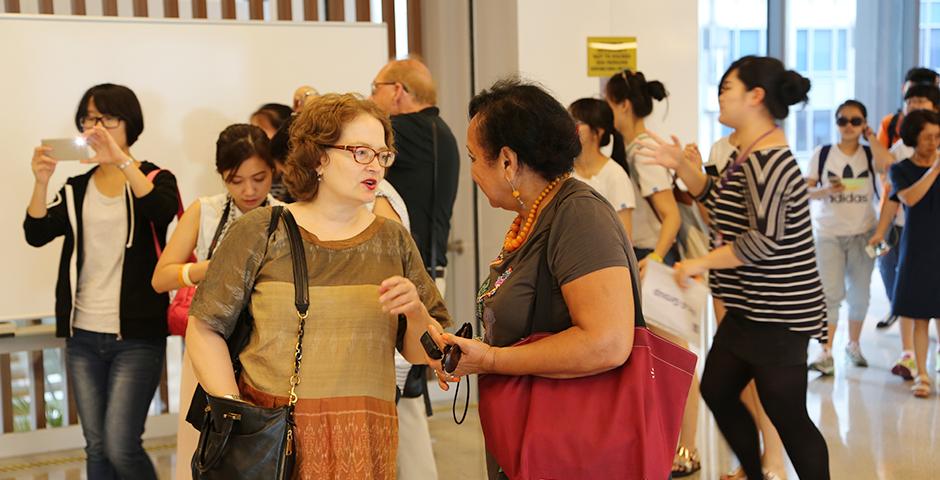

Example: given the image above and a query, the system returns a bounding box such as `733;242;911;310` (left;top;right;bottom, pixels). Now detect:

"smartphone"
42;137;92;161
420;332;443;360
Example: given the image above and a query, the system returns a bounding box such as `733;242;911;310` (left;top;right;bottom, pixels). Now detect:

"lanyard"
714;127;778;246
716;127;779;193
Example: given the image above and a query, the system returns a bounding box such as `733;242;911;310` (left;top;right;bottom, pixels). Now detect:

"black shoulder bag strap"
206;197;233;261
280;209;310;417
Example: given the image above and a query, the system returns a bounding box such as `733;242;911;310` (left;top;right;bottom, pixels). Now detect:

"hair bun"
645;80;668;102
777;70;811;106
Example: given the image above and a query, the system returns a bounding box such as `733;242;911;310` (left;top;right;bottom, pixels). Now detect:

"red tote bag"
478;238;697;480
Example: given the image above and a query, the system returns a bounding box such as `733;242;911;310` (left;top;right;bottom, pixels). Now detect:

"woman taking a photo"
186;93;449;478
24;83;179;480
640;56;830;480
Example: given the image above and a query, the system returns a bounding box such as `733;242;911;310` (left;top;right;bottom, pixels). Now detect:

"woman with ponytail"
568;98;635;237
605;70;681;276
641;56;830;480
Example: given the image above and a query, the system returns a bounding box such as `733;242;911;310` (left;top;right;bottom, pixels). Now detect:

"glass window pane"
796;30;808;71
837;29;847;70
814;30;833;71
796;111;808;153
932;3;940;23
813;110;832;147
739;30;760;56
923;1;931;24
932;29;940;70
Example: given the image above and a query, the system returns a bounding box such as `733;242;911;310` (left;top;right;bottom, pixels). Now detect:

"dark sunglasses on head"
836;116;864;127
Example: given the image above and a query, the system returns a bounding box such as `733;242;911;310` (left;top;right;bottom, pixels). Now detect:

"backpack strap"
862;145;880;199
887;112;901;148
817;145;832;184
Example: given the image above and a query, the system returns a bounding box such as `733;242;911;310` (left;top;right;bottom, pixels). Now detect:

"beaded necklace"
502;173;569;253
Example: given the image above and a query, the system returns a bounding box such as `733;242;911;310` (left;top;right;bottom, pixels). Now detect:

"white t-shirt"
571;159;636;211
73;179;127;334
706;136;736;174
624;133;675;250
196;193;282;260
807;145;878;237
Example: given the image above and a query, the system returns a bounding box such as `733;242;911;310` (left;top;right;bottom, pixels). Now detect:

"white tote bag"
640;261;708;346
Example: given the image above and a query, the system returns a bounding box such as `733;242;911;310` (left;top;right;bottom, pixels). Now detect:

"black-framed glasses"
321;144;396;167
836;116;864;127
371;81;409;95
80;115;121;129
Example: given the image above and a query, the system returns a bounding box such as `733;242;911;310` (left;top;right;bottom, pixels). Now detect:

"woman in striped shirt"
640;56;830;480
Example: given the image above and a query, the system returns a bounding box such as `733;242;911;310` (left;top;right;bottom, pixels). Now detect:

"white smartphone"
41;137;92;161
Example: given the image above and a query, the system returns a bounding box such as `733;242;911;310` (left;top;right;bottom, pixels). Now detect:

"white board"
0;14;387;321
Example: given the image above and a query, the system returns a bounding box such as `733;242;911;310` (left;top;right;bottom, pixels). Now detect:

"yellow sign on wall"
587;37;637;77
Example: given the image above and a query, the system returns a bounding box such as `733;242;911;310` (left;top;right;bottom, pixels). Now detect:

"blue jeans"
877;225;903;304
66;328;166;480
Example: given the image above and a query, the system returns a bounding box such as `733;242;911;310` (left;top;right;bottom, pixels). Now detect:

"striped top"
697;146;827;341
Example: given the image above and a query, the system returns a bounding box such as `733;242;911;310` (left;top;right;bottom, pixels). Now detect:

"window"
698;0;768;150
796;30;808;71
813;30;832;71
786;0;856;164
920;1;940;69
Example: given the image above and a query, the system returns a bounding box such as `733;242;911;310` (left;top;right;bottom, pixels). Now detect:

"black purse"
190;206;310;480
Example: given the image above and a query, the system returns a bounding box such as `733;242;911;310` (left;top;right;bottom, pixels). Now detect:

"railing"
0;0;425;59
0;321;178;459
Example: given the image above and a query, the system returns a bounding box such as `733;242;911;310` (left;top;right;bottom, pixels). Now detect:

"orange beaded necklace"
503;174;569;252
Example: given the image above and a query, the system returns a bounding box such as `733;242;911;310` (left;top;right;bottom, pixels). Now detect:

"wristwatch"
116;156;134;170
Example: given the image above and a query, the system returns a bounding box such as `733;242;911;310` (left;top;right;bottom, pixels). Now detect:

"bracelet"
222;394;246;403
646;252;664;263
181;263;195;287
116;157;133;170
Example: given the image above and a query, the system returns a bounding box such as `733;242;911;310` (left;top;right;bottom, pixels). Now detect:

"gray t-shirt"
477;179;636;347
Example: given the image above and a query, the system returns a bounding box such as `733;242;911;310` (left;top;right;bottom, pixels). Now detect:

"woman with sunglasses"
24;84;179;480
639;56;830;480
805;100;892;375
186;93;450;478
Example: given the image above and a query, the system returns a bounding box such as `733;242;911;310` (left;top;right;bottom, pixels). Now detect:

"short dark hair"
568;98;626;167
905;67;938;86
836;99;867;120
216;124;276;182
251;103;293;130
904;84;940;108
605;70;668;118
900;109;940;148
74;83;144;146
720;56;810;120
469;78;580;180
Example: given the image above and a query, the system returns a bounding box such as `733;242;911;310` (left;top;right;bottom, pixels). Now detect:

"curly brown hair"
285;93;395;202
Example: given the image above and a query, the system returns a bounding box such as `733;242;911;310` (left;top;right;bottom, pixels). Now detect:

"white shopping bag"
640;261;708;346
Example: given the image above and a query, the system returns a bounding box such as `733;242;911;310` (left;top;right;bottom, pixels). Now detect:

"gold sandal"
912;375;932;398
671;445;701;477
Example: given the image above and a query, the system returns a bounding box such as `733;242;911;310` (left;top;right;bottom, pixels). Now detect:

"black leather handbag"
190;206;309;480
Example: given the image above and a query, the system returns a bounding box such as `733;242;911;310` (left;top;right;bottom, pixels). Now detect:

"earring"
506;177;525;210
317;172;323;181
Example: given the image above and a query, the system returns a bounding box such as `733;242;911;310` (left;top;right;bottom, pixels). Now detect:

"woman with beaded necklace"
426;79;639;479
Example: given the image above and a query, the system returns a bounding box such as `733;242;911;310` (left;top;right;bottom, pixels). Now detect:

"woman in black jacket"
23;84;178;480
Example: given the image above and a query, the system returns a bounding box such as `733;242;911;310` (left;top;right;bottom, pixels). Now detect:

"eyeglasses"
371;81;409;95
836;116;864;127
321;144;396;167
80;115;121;129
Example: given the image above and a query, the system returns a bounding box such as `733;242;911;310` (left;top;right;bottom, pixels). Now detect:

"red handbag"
478;244;697;480
146;169;196;336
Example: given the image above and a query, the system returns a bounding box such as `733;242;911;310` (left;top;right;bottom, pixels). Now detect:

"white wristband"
117;157;133;170
181;262;195;287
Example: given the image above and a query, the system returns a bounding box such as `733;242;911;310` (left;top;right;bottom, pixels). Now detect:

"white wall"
515;0;700;143
0;14;387;321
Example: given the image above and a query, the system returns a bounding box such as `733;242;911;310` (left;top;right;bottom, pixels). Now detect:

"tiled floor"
3;284;940;479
